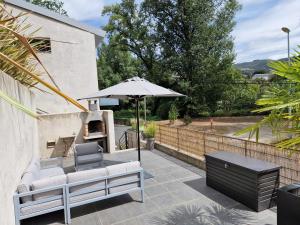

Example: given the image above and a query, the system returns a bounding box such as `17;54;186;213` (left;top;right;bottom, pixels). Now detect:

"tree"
97;35;141;89
102;0;241;117
25;0;68;16
144;0;241;115
218;69;259;114
102;1;160;82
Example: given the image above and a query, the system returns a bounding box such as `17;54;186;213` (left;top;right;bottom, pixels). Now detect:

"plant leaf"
0;23;60;90
0;52;88;112
0;89;38;118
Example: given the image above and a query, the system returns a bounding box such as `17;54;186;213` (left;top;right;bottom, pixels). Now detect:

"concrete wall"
6;4;99;114
0;71;38;225
38;110;116;159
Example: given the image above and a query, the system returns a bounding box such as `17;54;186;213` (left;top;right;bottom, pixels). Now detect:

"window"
29;37;51;53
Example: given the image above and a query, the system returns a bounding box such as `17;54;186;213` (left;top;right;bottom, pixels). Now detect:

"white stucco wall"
38;111;116;159
6;4;99;114
0;71;38;225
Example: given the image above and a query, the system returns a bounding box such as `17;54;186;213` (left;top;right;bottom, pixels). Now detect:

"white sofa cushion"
106;161;141;176
17;172;36;203
67;168;107;193
25;156;40;179
40;167;64;179
106;161;141;194
32;175;67;201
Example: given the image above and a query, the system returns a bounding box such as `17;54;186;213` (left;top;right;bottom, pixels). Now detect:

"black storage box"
205;151;280;212
277;183;300;225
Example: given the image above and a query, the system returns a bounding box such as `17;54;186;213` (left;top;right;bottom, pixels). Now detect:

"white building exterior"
4;0;105;114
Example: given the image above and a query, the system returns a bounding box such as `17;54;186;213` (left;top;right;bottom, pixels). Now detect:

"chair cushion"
77;153;102;165
75;142;100;156
32;175;67;201
20;198;63;216
67;168;107;193
17;172;36;203
106;161;141;194
40;167;64;179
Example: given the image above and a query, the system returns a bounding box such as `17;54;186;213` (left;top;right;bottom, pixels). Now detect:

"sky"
61;0;300;63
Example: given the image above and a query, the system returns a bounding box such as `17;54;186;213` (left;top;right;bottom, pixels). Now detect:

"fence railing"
156;124;300;186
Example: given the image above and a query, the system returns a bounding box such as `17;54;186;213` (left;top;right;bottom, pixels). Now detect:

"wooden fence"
156;124;300;186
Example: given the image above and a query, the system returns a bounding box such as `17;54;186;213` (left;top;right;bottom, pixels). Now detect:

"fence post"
203;132;206;154
159;125;161;143
125;131;128;149
244;141;247;157
177;128;179;151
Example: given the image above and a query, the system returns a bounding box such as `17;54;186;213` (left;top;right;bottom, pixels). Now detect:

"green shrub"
144;122;157;138
212;110;224;117
130;118;145;131
183;114;192;125
198;111;210;117
168;105;179;123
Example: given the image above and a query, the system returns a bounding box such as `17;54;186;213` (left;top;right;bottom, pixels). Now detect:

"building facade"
5;0;105;114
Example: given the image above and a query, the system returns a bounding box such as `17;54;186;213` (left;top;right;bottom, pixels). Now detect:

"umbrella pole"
136;98;141;161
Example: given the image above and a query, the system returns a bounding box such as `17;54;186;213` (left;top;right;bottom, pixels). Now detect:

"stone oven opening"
88;120;102;134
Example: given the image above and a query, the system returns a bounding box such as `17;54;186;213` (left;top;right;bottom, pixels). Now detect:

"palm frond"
0;3;88;112
0;89;38;118
0;52;88;112
236;47;300;151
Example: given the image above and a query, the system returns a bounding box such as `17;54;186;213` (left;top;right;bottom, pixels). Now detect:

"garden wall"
0;71;39;225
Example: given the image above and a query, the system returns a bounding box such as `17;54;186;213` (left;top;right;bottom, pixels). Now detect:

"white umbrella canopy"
78;77;184;100
78;76;184;161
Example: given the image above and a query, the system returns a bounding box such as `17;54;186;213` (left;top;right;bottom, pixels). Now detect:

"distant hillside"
235;58;288;75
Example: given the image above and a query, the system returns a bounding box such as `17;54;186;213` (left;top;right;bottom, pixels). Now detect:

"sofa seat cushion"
17;172;36;203
32;175;67;201
40;167;64;179
67;168;107;193
70;190;106;204
77;153;102;165
20;198;63;216
107;161;141;194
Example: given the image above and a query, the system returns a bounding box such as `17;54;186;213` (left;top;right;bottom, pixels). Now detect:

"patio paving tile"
144;184;169;197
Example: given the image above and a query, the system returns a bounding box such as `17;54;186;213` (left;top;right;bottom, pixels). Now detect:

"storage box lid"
205;151;281;173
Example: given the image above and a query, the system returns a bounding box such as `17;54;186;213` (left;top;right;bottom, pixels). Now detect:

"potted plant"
144;122;157;150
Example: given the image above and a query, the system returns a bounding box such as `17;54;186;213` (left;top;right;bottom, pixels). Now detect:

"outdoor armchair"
74;142;103;171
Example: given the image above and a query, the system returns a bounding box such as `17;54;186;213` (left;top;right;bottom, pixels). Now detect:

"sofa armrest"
41;157;63;169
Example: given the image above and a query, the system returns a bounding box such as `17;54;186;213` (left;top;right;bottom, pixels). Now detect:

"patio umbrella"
78;76;184;161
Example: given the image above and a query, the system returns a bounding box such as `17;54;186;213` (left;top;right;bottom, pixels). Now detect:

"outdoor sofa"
14;156;144;225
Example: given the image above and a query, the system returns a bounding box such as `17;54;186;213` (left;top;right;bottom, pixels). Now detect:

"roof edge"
4;0;106;38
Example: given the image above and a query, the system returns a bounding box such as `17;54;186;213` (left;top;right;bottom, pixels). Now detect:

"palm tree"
236;48;300;151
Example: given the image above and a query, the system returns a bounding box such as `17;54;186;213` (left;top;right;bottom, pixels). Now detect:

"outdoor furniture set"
13;142;144;225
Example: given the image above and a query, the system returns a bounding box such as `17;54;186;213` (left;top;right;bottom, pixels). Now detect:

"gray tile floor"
23;150;277;225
